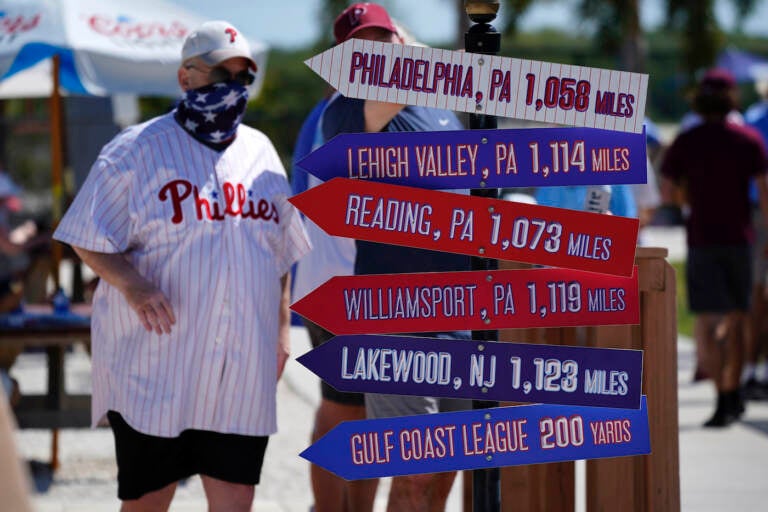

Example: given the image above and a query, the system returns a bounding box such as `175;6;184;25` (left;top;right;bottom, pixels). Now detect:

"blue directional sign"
301;396;650;480
297;126;647;190
297;335;643;409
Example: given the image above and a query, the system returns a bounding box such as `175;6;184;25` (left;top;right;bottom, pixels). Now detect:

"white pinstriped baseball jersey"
54;113;311;437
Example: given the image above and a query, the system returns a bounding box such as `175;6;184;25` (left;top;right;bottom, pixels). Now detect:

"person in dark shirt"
661;68;768;427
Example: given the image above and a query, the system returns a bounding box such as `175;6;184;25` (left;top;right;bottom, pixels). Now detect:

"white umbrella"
0;0;269;288
0;0;268;96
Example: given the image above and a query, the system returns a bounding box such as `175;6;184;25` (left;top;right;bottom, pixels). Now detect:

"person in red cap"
662;68;768;427
1;170;50;407
0;170;49;312
302;3;470;511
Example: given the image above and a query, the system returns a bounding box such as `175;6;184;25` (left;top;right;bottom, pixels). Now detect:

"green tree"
732;0;758;34
318;0;353;46
666;0;759;82
579;0;645;72
666;0;722;81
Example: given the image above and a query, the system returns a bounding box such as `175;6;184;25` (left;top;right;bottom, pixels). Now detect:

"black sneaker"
703;392;740;428
703;408;738;427
744;379;768;400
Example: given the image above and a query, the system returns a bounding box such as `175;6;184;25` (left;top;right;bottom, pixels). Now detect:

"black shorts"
686;245;752;313
303;319;365;406
108;411;269;501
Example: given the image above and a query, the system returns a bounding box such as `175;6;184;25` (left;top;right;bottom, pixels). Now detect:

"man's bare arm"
72;247;176;335
364;100;406;133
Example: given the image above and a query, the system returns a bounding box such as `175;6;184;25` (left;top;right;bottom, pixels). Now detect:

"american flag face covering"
175;81;249;144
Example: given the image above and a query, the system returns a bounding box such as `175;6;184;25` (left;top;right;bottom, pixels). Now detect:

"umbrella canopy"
0;0;268;97
715;47;768;83
0;0;270;289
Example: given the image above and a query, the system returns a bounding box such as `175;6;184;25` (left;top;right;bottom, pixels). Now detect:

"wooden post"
49;53;64;469
586;247;680;511
50;53;64;290
496;323;576;512
486;247;680;511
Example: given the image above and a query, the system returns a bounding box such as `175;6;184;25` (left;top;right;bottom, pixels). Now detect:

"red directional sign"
291;267;639;335
289;178;639;276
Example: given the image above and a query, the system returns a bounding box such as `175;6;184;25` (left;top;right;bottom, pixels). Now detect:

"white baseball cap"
181;21;257;70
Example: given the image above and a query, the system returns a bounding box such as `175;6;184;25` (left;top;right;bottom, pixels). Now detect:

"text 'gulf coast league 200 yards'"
300;398;651;479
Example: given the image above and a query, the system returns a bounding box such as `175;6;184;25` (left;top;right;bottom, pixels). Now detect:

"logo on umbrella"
87;14;189;45
0;12;42;42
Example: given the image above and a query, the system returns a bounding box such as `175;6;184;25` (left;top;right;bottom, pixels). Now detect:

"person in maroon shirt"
661;68;768;427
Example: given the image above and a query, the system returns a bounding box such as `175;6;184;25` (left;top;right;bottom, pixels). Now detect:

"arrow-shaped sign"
298;126;647;190
305;39;648;133
291;267;639;335
298;335;643;409
300;396;650;480
289;178;639;276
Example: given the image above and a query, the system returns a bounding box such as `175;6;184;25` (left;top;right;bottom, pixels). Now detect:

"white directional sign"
306;39;649;134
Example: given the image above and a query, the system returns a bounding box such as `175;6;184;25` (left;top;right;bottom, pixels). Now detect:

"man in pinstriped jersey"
54;20;310;512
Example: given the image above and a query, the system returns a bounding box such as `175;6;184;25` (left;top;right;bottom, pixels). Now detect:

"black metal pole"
464;2;501;512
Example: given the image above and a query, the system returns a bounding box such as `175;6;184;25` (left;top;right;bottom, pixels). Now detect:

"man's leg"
701;311;747;427
745;284;768;397
305;320;378;512
695;314;722;383
698;313;735;427
109;411;184;511
720;312;747;400
311;398;378;512
200;476;254;512
746;211;768;394
120;482;176;512
386;472;457;512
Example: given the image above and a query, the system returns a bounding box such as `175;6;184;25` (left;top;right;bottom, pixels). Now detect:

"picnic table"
0;303;91;469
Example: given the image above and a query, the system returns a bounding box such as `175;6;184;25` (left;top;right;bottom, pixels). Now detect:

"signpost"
298;334;644;409
289;178;640;276
295;4;653;509
297;126;648;189
290;266;640;335
300;396;650;480
464;5;504;508
304;40;649;133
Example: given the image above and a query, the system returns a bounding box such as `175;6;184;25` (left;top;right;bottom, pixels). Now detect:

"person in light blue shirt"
534;184;638;218
744;77;768;399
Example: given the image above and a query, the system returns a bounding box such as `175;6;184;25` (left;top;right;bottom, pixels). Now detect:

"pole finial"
464;0;499;24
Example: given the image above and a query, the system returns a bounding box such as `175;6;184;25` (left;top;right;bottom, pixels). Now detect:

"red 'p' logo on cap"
225;27;237;43
348;7;366;27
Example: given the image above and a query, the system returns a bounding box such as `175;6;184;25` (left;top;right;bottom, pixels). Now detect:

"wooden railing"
464;247;681;511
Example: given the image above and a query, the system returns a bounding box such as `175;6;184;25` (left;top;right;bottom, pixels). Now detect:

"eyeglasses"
184;63;255;87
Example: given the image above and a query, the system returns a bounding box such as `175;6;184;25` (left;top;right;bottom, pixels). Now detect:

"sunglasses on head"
186;63;255;87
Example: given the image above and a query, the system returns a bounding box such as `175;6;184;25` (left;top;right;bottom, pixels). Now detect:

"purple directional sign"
297;335;643;409
301;397;650;480
297;126;647;190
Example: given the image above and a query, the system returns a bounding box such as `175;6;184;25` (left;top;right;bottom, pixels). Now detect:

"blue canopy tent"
715;47;768;83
